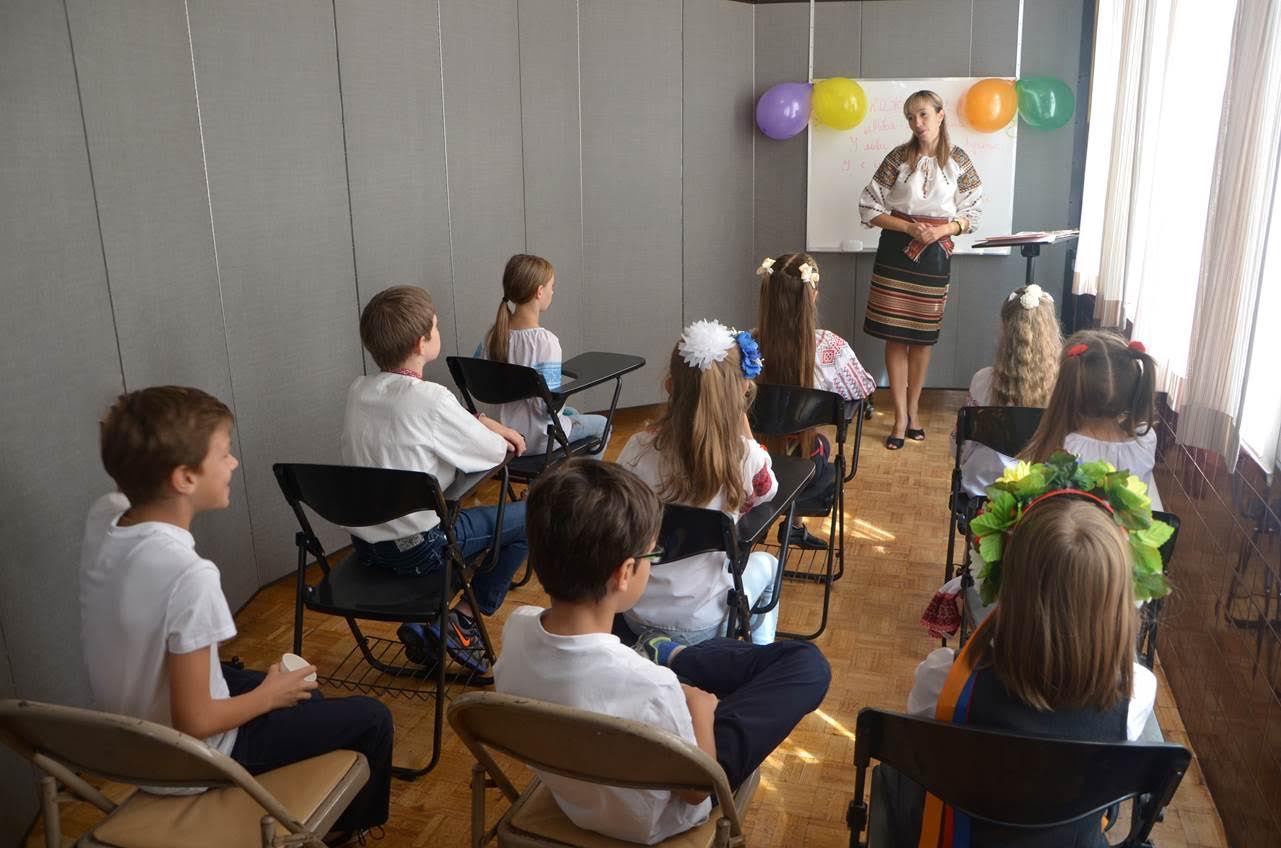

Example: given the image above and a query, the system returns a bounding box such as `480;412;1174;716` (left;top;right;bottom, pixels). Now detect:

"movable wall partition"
0;1;1089;840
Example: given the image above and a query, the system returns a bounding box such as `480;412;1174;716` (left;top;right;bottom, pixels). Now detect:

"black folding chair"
617;455;814;643
749;384;862;639
1137;511;1180;670
273;461;509;779
846;708;1191;848
448;352;642;588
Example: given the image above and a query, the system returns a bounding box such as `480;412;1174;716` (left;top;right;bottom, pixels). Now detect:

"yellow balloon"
812;77;868;130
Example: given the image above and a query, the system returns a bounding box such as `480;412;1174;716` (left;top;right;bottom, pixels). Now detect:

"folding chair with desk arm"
748;385;862;639
642;454;814;643
845;708;1191;848
448;352;645;589
448;691;758;848
0;698;369;848
272;459;511;779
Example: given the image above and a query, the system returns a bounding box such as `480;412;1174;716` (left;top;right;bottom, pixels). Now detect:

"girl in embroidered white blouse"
859;91;984;450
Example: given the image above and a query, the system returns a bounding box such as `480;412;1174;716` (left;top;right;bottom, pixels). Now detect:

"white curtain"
1128;0;1238;409
1176;0;1281;471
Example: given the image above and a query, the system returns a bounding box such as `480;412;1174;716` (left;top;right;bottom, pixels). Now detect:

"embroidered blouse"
858;145;984;230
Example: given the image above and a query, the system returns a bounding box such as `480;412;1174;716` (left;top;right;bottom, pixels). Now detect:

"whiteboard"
806;77;1016;254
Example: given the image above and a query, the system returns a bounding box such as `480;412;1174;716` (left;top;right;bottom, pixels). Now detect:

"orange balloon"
961;78;1017;133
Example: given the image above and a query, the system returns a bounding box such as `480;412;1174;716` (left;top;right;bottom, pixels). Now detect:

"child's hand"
479;415;527;455
908;221;933;241
258;662;318;710
681;683;719;722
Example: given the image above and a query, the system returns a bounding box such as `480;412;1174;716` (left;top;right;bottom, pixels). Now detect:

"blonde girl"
755;252;875;548
859;90;984;449
618;320;780;645
1020;329;1161;508
958;283;1063;495
482;254;608;456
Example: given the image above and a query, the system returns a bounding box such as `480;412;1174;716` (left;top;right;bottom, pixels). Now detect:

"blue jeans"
351;500;528;616
566;410;609;459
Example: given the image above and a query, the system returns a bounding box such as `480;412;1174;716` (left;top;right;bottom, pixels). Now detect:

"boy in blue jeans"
494;459;831;844
82;387;392;840
344;285;529;675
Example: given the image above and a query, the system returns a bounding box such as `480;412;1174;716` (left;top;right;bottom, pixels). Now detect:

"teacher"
859;90;983;450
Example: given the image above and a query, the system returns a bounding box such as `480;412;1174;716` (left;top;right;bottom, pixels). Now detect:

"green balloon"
1016;77;1076;130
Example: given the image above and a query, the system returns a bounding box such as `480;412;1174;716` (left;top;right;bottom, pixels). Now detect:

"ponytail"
482;254;555;363
1124;343;1157;437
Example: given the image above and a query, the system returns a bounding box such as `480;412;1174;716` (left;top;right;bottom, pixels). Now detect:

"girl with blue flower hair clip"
617;319;784;645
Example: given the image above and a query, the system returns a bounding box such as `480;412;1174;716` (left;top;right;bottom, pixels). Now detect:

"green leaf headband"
968;451;1174;606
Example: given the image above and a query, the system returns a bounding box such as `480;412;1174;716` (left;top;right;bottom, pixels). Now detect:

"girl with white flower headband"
617;319;782;645
957;284;1062;496
482;254;608;458
755;252;875;549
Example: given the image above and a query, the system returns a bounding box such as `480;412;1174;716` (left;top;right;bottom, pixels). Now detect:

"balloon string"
808;0;815;83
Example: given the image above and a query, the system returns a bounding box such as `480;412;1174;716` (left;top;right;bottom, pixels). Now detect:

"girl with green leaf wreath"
873;455;1171;847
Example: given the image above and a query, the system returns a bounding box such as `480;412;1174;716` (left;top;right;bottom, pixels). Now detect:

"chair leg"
293;543;308;654
470;763;488;848
40;775;60;848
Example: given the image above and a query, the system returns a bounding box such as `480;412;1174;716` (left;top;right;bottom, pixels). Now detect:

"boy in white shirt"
494;459;831;844
81;387;392;838
344;285;529;676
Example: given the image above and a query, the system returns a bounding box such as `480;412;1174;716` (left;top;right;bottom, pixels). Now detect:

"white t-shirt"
617;432;778;632
79;493;238;756
494;607;711;844
957;367;1019;496
341;373;509;542
906;646;1157;742
814;329;876;401
487;327;572;454
1064;429;1163;511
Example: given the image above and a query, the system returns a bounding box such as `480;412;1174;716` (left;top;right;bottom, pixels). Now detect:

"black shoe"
777;522;828;550
906;419;926;441
396;621;439;666
885;435;905;450
430;610;492;677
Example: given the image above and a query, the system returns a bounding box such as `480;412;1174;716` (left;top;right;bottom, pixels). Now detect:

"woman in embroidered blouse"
859;90;983;450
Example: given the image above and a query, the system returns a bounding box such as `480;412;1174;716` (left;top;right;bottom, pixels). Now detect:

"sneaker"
396;621;439;666
429;610;492;676
633;629;682;667
777;521;828;550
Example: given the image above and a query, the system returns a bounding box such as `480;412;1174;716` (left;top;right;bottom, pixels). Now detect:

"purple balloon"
756;82;812;140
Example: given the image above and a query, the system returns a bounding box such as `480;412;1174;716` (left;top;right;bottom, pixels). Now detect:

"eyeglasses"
636;546;664;565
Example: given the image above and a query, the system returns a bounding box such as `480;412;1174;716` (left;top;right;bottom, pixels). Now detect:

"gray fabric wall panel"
860;0;973;78
971;0;1022;76
188;1;362;579
517;0;585;360
0;0;121;717
439;0;527;359
334;0;457;386
682;0;755;333
753;5;808;261
580;0;684;406
66;0;260;609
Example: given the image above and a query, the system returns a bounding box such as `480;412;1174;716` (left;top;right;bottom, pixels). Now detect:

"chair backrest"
448;692;742;830
658;503;738;564
274;463;448;533
955;405;1044;459
0;699;300;828
447;355;553;408
853;708;1189;844
749;383;847;441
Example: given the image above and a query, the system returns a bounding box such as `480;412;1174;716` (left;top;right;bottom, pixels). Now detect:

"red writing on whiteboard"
841;159;851;172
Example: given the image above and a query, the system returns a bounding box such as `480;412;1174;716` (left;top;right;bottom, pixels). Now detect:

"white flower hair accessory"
1008;283;1052;310
798;262;820;289
756;257;776;277
678;319;735;371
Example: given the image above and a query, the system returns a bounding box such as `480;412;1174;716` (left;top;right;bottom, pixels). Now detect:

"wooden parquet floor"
27;391;1228;847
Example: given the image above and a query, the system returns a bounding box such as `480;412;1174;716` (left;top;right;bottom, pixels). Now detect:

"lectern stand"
972;231;1080;285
